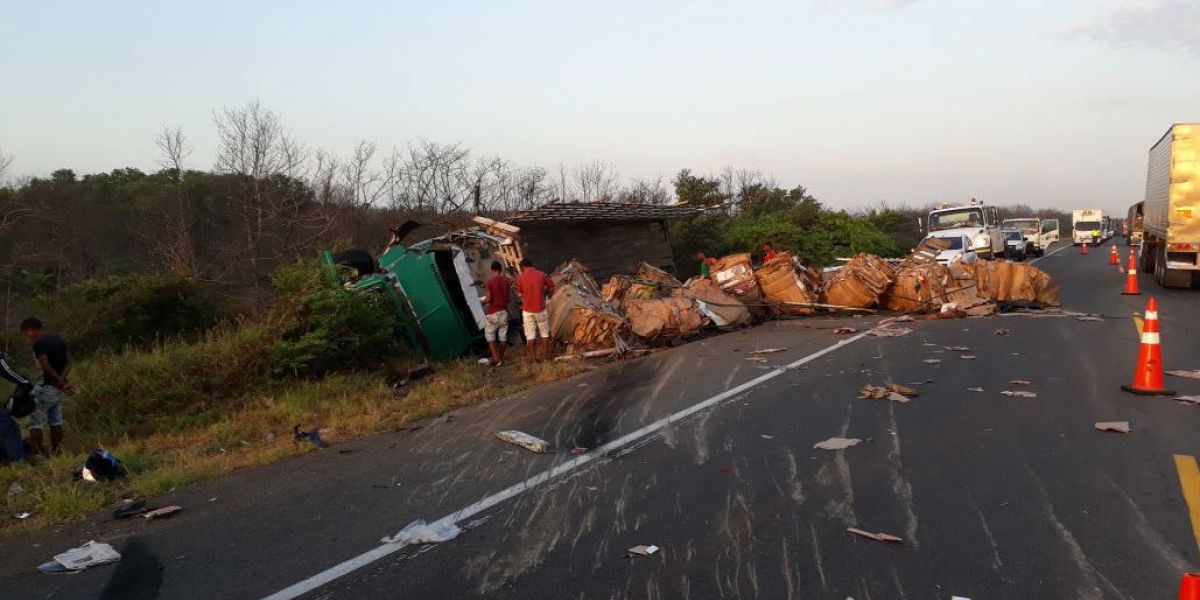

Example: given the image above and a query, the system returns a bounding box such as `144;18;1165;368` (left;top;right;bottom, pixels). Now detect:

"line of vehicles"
915;123;1198;290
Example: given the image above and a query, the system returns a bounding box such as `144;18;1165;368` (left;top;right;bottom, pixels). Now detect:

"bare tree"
572;161;620;202
0;149;12;184
619;176;671;205
152;126;200;276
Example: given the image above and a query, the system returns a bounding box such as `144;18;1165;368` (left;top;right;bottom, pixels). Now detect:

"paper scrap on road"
833;327;858;334
627;545;659;556
495;430;551;453
1001;390;1037;398
995;328;1011;336
38;541;121;573
968;387;985;392
1174;395;1200;405
923;359;942;364
1095;421;1130;433
922;343;937;347
750;348;786;355
380;518;461;545
869;327;912;338
888;383;919;397
943;346;970;351
143;505;183;519
814;437;862;450
846;527;903;543
1166;370;1200;380
961;355;976;359
1076;316;1104;322
1009;379;1032;385
859;384;918;401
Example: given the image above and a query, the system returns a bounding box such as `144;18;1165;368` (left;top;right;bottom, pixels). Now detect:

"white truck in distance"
1072;208;1104;245
926;200;1004;260
1001;218;1058;257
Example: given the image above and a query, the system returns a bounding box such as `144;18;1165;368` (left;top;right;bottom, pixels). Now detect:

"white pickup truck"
926;200;1004;260
1001;218;1058;257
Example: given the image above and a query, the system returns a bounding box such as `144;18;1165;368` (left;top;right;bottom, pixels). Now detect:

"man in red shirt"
482;261;511;367
516;258;555;362
762;241;778;263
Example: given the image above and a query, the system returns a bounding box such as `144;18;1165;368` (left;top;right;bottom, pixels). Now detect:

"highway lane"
3;239;1199;599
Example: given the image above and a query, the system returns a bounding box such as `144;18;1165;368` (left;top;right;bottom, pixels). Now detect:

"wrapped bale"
600;274;632;307
943;262;998;317
674;277;751;328
754;251;822;315
552;259;601;296
822;253;896;308
972;261;1061;307
711;253;769;319
547;262;629;351
625;297;707;340
884;263;951;313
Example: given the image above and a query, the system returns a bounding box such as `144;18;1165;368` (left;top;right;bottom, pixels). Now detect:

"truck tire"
1140;242;1155;274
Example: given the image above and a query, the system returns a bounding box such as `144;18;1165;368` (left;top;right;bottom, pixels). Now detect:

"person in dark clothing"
20;317;70;455
0;352;30;462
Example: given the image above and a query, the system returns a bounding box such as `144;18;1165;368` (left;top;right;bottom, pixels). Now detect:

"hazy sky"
2;0;1198;213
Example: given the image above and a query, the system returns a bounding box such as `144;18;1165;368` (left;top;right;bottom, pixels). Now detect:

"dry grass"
0;352;590;537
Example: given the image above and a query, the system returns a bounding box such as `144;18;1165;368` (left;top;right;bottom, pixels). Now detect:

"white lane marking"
262;331;872;600
1030;242;1072;264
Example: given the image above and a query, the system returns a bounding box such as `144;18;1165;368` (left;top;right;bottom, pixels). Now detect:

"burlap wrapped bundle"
754;251;822;315
674;277;751;328
625;297;707;340
822;253;896;308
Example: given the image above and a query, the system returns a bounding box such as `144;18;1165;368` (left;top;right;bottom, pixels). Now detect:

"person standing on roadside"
515;259;555;363
0;352;31;463
20;318;70;455
482;261;511;367
762;241;778;263
695;250;717;278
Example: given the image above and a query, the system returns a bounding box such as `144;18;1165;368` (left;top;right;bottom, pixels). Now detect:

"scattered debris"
846;527;903;543
380;518;461;545
760;434;774;439
814;437;862;450
961;355;976;359
745;357;768;363
833;327;859;334
943;346;970;351
921;342;937;347
293;425;329;449
1166;370;1200;380
477;357;490;365
967;387;985;392
858;384;918;402
15;512;30;520
1076;316;1104;322
1174;396;1200;406
626;545;660;556
1095;421;1130;433
38;541;121;574
143;505;184;520
1001;390;1038;398
891;315;916;323
113;499;147;519
1009;379;1032;385
869;327;912;338
994;328;1011;336
750;348;786;355
568;446;588;455
923;359;942;364
73;449;124;482
888;383;920;397
495;430;551;453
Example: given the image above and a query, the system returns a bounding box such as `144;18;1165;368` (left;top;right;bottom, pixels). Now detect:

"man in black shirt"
20;317;70;455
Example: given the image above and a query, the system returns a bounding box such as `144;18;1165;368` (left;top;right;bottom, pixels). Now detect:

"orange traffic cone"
1121;297;1175;396
1082;241;1089;255
1180;572;1200;600
1122;255;1140;295
1110;244;1119;265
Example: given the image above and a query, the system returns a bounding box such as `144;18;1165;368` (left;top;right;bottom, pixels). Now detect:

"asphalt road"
3;239;1199;600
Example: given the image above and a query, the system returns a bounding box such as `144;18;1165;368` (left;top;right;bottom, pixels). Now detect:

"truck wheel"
1140;243;1155;274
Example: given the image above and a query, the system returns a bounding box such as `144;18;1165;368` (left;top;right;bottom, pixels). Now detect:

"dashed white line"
261;331;872;600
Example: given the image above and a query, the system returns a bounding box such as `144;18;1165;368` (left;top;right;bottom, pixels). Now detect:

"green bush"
38;274;220;354
267;261;405;377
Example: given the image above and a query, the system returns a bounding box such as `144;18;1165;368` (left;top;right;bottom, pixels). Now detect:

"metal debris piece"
995;328;1011;335
1166;370;1200;379
495;430;551;453
814;437;862;450
627;545;660;556
846;527;903;543
1000;390;1038;398
1094;421;1130;433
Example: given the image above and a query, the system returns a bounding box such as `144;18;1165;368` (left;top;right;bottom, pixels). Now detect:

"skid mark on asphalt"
1174;454;1200;558
1101;472;1193;573
966;492;1004;572
810;523;828;590
816;400;858;526
885;402;919;549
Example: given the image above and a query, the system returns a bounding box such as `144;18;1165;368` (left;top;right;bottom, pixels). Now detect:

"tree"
618;176;671;205
152;126;200;277
673;169;727;207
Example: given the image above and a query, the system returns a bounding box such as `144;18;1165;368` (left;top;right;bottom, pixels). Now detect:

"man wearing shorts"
516;259;555;363
20;317;71;455
482;261;511;367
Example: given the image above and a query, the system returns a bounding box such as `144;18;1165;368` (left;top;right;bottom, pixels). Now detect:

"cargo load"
754;251;822;315
970;261;1061;307
547;261;629;351
822;254;896;308
624;297;707;340
674;277;751;328
884;263;951;312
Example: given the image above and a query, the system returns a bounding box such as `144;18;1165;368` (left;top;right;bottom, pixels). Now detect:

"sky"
2;0;1198;214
